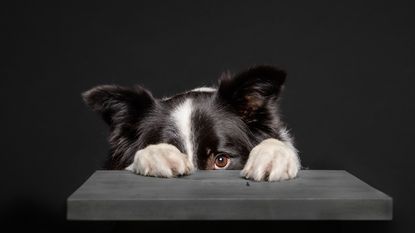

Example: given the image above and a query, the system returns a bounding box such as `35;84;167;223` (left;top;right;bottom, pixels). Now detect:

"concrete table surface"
67;170;392;220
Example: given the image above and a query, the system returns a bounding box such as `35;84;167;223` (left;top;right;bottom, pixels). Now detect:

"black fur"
83;65;291;170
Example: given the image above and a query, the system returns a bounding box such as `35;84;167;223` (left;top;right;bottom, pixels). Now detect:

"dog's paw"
241;138;300;182
125;143;195;178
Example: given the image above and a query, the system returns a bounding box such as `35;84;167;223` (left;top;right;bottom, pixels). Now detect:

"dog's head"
83;65;287;170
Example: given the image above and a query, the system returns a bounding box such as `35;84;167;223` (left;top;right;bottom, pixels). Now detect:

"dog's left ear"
217;65;286;124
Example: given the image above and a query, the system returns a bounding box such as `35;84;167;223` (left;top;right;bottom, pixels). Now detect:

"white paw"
241;138;300;181
125;143;195;178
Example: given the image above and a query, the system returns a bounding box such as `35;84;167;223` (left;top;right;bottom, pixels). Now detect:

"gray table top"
67;170;392;220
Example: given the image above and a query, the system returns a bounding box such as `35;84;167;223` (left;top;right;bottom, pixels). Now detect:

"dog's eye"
214;154;230;169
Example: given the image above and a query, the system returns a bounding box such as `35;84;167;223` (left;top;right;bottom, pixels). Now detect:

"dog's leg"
125;143;195;178
241;138;300;181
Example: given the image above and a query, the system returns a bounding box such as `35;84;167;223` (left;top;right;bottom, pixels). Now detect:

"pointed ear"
217;65;286;124
82;85;155;126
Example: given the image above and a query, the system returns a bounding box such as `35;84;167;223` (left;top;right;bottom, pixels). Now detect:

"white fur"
191;87;217;92
126;143;194;177
241;138;300;181
161;87;216;101
170;98;195;165
161;96;172;101
278;127;291;142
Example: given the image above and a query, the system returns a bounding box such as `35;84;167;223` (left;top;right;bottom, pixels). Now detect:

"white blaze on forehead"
171;98;194;163
191;87;216;92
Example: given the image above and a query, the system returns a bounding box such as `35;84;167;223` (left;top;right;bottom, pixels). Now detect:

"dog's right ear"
82;85;155;126
216;65;286;125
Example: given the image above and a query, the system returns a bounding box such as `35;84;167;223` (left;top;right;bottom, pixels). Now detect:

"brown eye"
214;154;230;169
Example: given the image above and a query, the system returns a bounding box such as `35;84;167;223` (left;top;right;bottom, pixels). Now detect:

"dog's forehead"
161;87;216;102
163;91;217;166
158;89;251;166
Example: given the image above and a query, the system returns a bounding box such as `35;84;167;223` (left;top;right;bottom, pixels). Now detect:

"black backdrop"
2;1;415;232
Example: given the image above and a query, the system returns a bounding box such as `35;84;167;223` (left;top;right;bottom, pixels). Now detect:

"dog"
82;65;300;181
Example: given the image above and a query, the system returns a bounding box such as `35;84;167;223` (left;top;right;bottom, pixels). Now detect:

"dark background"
2;1;414;232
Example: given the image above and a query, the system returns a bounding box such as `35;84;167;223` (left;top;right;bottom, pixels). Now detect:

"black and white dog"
83;65;300;181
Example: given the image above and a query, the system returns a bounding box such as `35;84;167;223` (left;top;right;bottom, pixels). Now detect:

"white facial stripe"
171;98;194;163
191;87;216;92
